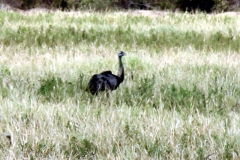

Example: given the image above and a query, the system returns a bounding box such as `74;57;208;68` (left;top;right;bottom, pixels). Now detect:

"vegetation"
1;0;240;12
0;10;240;159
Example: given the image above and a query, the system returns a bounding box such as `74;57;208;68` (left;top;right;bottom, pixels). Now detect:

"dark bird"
88;51;126;95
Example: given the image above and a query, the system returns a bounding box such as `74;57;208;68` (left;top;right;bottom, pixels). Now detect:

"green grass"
0;10;240;159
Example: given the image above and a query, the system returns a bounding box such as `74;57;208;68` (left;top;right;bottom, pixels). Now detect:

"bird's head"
118;51;126;57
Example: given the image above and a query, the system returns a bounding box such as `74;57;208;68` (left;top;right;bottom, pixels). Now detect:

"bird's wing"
100;70;112;75
88;73;119;94
88;74;105;94
103;74;119;90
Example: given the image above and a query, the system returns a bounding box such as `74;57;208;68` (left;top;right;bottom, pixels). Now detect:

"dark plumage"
88;51;126;95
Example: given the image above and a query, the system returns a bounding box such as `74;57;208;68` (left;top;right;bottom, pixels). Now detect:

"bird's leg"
106;90;111;98
104;85;110;98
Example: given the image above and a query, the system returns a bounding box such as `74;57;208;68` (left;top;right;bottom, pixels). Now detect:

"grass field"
0;10;240;159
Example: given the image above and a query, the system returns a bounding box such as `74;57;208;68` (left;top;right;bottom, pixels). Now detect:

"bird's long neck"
118;56;124;83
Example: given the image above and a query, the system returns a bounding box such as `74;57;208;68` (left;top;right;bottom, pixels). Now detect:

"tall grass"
0;10;240;159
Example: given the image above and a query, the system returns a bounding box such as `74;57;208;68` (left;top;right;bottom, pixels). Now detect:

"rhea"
88;51;126;95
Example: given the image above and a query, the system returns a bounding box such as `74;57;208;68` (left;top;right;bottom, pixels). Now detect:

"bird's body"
88;51;126;95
